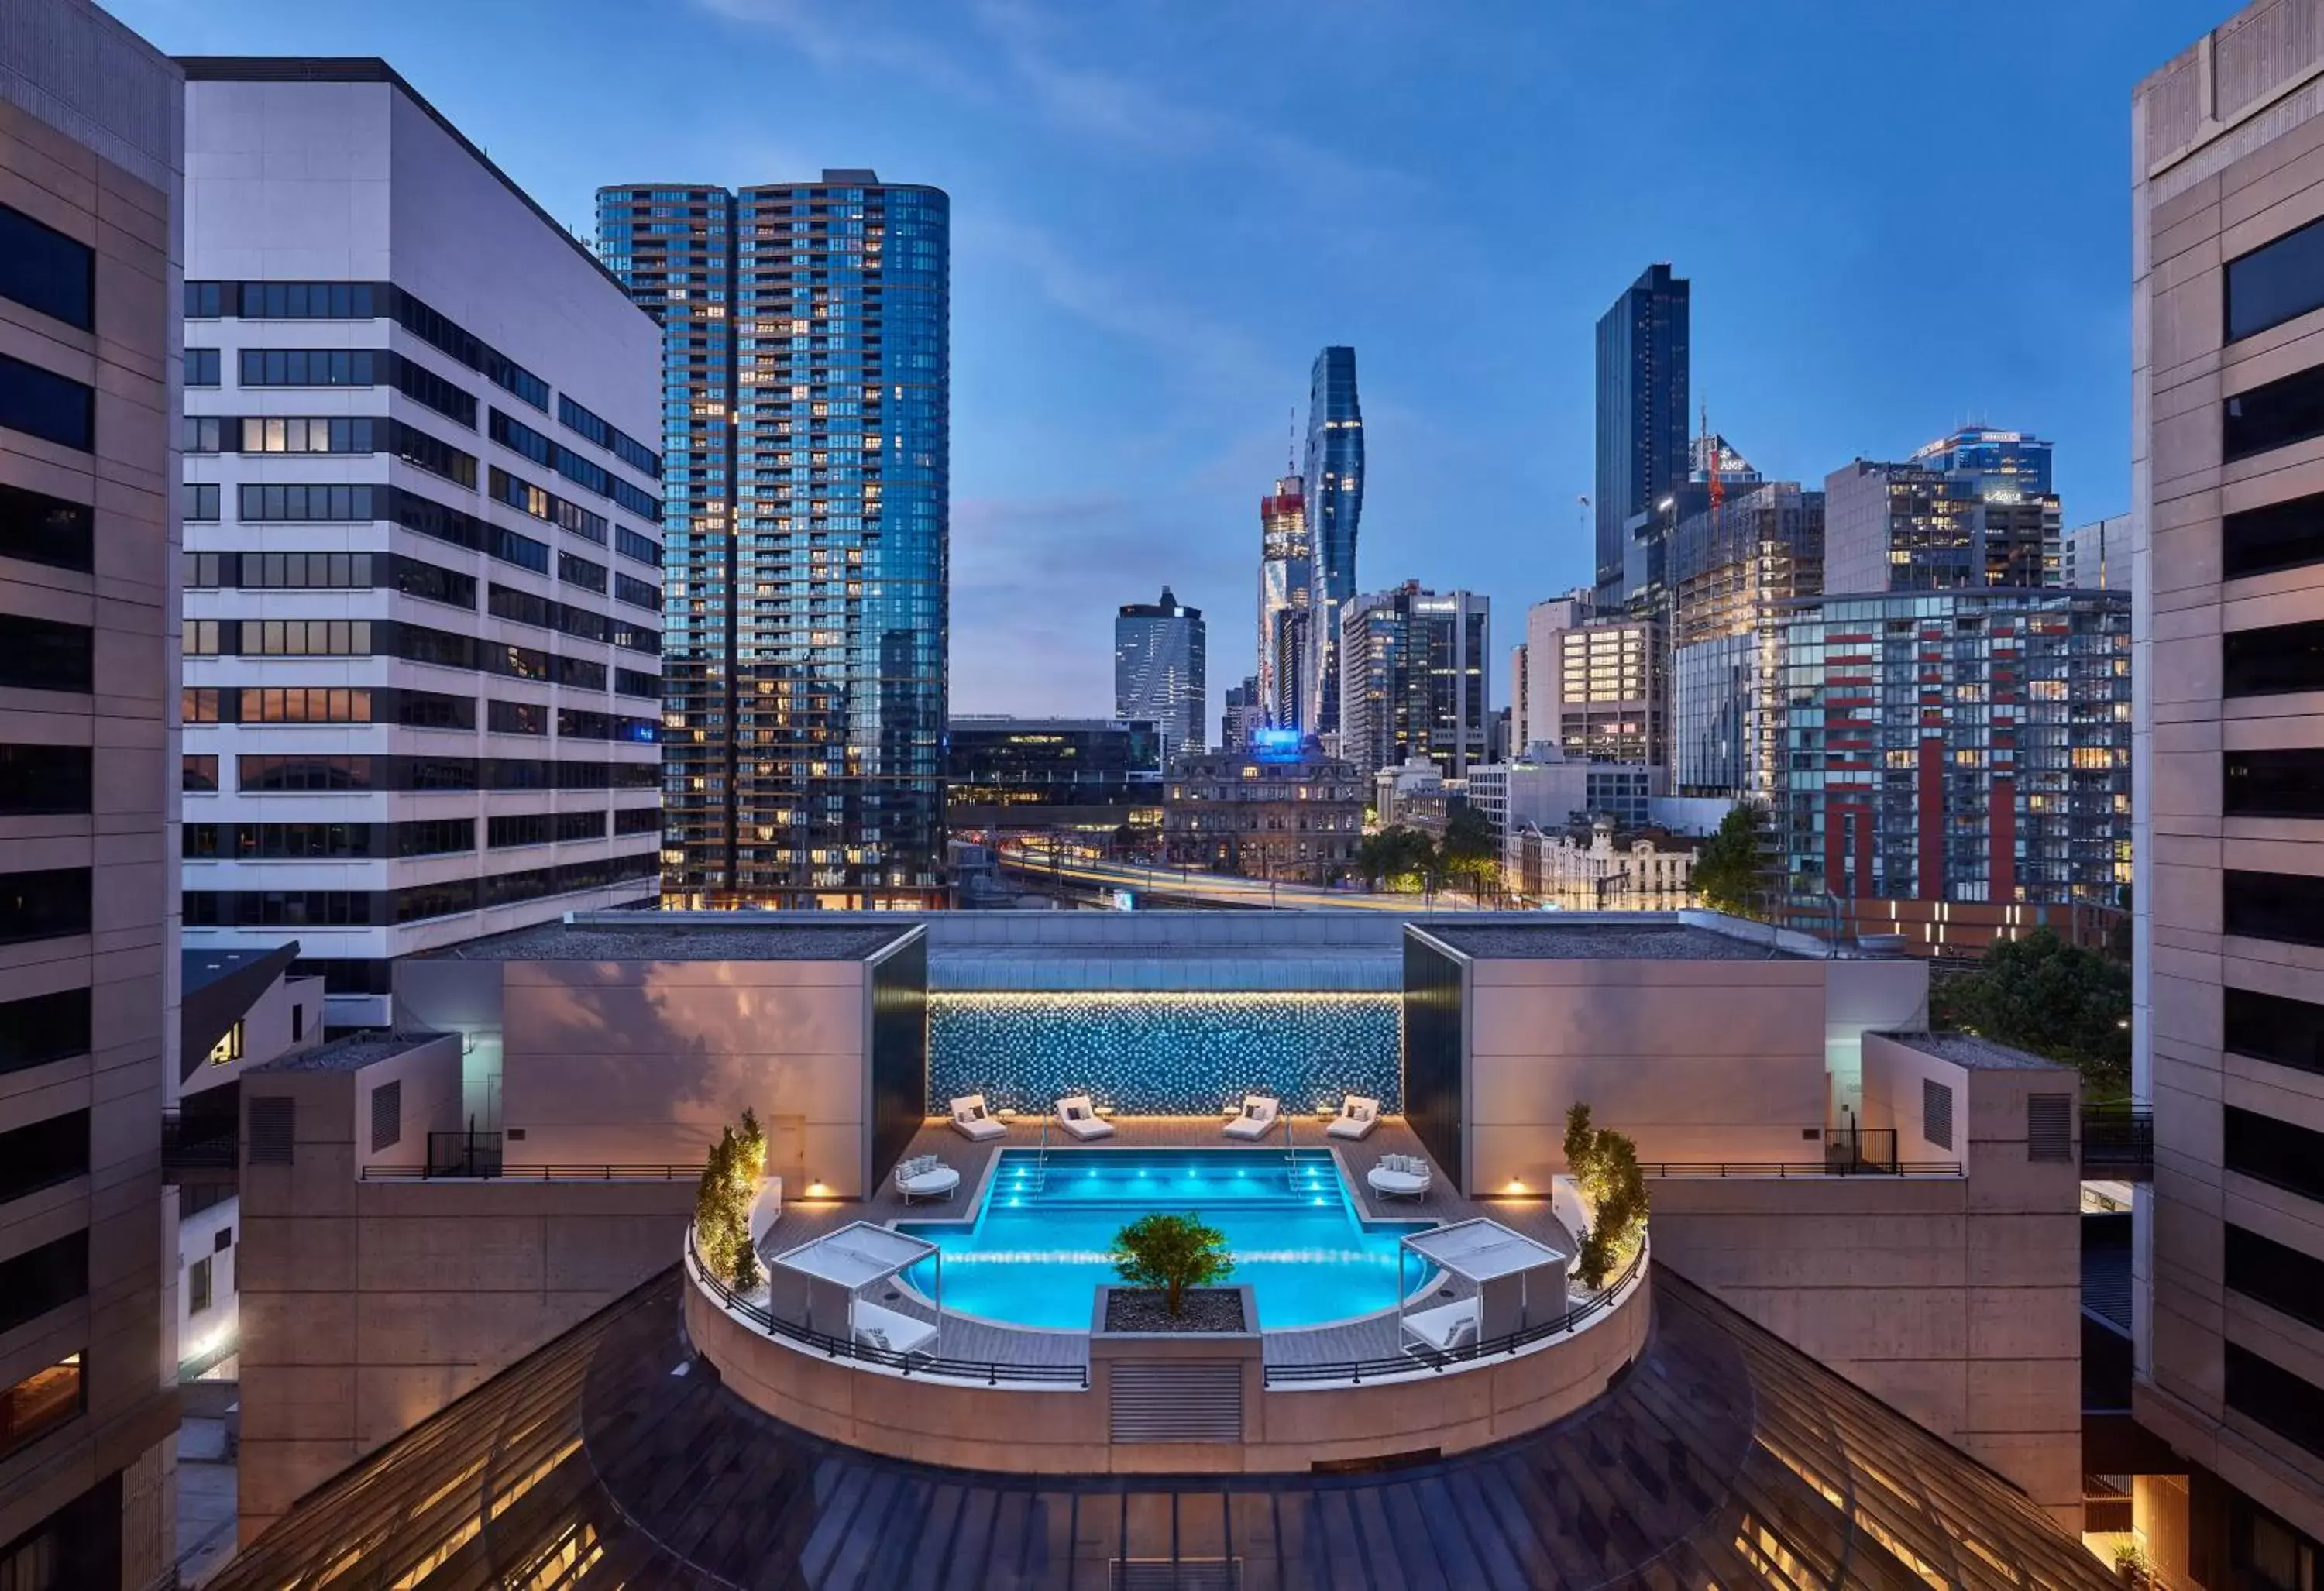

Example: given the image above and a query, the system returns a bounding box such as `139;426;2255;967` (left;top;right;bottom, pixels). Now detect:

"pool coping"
882;1143;1459;1346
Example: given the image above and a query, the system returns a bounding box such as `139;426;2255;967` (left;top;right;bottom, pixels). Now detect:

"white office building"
179;60;664;1027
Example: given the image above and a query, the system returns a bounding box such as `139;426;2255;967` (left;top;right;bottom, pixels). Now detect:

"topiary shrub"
1110;1211;1234;1316
693;1108;768;1291
1563;1102;1649;1290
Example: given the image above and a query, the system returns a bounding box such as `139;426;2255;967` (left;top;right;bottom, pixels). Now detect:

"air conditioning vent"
249;1096;295;1165
2027;1093;2072;1163
370;1080;402;1153
1923;1079;1955;1153
1109;1362;1242;1443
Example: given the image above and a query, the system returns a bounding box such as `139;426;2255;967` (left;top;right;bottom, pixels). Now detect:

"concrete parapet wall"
683;1259;1649;1475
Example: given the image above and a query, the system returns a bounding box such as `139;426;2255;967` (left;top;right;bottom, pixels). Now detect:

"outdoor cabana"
765;1221;943;1359
1396;1217;1573;1356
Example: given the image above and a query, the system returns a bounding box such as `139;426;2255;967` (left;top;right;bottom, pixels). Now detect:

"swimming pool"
898;1148;1432;1330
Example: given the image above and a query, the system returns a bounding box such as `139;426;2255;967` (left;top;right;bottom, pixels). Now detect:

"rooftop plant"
1564;1102;1648;1290
1111;1211;1234;1317
693;1108;768;1292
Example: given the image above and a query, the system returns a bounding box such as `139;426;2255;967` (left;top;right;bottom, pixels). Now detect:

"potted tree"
692;1108;769;1294
1563;1103;1649;1291
1107;1212;1238;1331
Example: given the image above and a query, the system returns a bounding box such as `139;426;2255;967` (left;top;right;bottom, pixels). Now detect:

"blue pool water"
898;1149;1432;1330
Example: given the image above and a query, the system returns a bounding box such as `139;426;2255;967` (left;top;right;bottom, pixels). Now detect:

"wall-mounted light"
804;1178;831;1199
1503;1178;1530;1195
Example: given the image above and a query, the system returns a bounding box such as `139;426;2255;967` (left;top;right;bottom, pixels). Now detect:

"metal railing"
2082;1104;2154;1180
160;1110;238;1173
1641;1159;1963;1178
686;1228;1088;1387
361;1161;704;1183
1262;1242;1648;1387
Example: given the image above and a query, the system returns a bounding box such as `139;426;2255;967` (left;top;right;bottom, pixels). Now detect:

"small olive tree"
1111;1211;1234;1316
693;1108;768;1291
1563;1103;1648;1290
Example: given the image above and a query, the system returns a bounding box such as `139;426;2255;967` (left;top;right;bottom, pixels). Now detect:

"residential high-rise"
1221;675;1263;752
1338;582;1489;779
2128;8;2324;1569
1593;263;1690;610
596;172;950;908
1764;589;2128;910
1302;348;1364;738
1824;431;2060;595
182;62;664;1028
1668;481;1824;796
1255;472;1308;730
1114;586;1205;761
0;5;181;1584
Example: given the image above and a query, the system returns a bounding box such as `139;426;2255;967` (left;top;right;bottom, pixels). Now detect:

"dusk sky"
111;0;2225;730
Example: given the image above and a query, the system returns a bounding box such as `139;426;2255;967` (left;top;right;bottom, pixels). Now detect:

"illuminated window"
208;1021;243;1067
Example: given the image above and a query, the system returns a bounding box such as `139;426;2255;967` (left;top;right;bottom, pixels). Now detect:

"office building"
0;6;181;1584
1113;586;1204;759
1593;263;1690;610
944;716;1162;833
1301;346;1363;737
1553;617;1667;768
1220;675;1263;753
1513;587;1592;750
2127;8;2324;1572
1254;472;1308;730
182;62;663;1028
1466;747;1659;849
1824;435;2061;595
1667;481;1824;797
596;171;949;908
1162;737;1363;881
1765;589;2129;912
2063;514;2128;591
1338;582;1490;779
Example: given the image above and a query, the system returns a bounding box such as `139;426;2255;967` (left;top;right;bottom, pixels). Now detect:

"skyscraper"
0;6;180;1583
1824;429;2059;595
182;62;665;1027
1256;472;1309;730
1115;587;1205;761
1221;675;1263;752
1301;347;1363;737
596;172;950;908
1338;582;1490;779
1593;263;1690;611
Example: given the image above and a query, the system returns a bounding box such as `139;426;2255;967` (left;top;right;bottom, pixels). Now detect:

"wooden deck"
749;1114;1581;1375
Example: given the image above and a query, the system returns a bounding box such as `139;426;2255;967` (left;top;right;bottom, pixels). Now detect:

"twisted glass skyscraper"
1301;347;1364;738
596;173;950;907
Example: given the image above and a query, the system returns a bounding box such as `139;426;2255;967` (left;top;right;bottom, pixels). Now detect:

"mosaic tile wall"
927;993;1402;1116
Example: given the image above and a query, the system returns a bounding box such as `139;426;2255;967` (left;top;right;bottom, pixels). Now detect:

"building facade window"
2223;620;2324;697
0;352;93;450
0;1108;88;1205
2226;214;2324;342
2225;364;2324;462
0;988;90;1076
0;745;91;816
2224;870;2324;948
2226;1104;2324;1204
0;1352;84;1463
2223;489;2324;580
0;202;93;328
2225;1342;2324;1464
0;1230;88;1335
2224;985;2324;1076
0;480;92;572
0;868;90;946
2224;747;2324;817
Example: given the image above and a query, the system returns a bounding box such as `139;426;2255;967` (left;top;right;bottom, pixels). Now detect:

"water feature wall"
927;992;1401;1116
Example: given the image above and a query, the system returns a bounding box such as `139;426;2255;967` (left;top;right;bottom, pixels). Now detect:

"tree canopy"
1111;1211;1234;1316
1691;802;1768;918
1437;806;1500;897
1355;825;1436;892
1932;927;2131;1098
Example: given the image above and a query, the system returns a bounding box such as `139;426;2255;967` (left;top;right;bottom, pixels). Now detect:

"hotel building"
0;5;182;1585
178;62;664;1029
595;173;951;909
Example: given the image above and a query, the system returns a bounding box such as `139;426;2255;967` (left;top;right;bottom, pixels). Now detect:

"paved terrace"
752;1116;1579;1376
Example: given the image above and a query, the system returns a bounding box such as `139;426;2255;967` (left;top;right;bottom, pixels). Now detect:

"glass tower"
1301;347;1364;738
596;172;951;907
1593;263;1690;611
1256;473;1309;731
1113;587;1206;761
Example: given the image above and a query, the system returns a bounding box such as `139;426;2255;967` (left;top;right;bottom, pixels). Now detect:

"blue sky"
112;0;2224;727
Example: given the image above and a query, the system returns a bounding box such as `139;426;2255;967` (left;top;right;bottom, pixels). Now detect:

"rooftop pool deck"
757;1115;1583;1373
